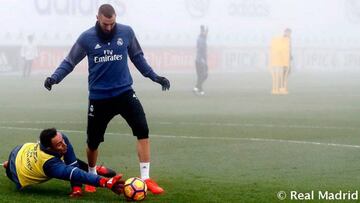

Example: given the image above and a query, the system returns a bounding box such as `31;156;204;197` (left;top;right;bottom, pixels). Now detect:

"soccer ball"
123;177;147;201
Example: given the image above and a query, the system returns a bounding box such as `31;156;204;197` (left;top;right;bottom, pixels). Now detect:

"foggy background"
0;0;359;74
0;2;359;201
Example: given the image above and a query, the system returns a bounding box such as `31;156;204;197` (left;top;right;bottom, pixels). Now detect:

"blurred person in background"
44;4;169;194
281;28;292;94
193;25;208;96
269;28;292;94
20;35;38;78
2;128;124;198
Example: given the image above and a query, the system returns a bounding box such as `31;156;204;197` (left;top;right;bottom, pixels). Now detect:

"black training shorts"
86;90;149;149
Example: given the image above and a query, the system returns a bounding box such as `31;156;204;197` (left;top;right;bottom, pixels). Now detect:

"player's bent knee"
136;133;149;140
131;119;149;140
87;141;100;151
134;126;149;140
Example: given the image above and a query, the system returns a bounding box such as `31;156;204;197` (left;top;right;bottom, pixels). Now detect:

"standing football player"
281;28;292;94
44;4;169;194
269;28;292;94
193;25;208;96
20;34;38;78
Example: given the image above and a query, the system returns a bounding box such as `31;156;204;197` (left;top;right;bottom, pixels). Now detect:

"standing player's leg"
194;61;202;94
283;66;290;94
137;139;150;163
27;60;33;77
271;67;281;94
270;67;275;93
76;159;116;177
199;63;208;95
86;148;98;172
278;67;284;93
85;99;115;192
120;90;164;194
23;60;29;78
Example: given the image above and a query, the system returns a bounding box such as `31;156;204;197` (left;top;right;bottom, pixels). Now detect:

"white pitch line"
0;120;358;131
0;126;132;137
176;122;358;130
150;134;360;149
1;126;360;149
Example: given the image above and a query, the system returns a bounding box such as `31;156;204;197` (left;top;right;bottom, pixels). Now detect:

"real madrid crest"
117;38;123;46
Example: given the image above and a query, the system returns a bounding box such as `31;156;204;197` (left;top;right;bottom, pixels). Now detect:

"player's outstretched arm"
130;52;171;91
44;42;86;91
127;29;171;91
44;159;125;195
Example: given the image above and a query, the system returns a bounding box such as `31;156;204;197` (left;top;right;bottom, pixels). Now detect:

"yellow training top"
270;36;290;67
15;143;54;187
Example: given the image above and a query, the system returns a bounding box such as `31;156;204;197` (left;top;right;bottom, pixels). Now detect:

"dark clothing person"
194;25;208;95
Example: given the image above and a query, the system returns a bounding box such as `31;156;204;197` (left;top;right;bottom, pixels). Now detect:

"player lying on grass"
2;128;124;197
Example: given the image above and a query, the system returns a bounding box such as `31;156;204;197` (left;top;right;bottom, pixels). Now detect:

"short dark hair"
98;4;116;18
39;128;57;148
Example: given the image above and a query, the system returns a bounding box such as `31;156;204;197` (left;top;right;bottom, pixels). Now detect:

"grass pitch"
0;71;359;202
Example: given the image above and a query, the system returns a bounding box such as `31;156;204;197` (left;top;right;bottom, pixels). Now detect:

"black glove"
155;76;170;91
44;77;56;91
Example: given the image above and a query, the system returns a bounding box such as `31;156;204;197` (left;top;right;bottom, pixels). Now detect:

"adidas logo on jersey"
94;44;101;49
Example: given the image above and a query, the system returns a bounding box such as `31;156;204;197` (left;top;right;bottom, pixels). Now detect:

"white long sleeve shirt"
21;42;38;60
